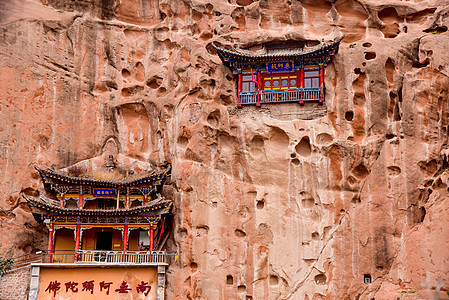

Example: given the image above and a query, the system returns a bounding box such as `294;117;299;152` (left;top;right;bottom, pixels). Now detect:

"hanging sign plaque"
267;61;294;73
93;189;117;197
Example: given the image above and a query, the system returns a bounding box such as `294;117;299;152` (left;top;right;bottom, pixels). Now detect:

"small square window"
363;274;372;284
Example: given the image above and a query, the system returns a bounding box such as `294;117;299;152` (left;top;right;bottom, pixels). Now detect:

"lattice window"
304;70;320;89
241;75;257;93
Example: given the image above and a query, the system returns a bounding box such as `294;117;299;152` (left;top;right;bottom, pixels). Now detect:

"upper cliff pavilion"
212;37;343;107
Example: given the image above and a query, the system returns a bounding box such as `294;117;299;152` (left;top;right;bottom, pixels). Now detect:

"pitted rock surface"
1;0;449;299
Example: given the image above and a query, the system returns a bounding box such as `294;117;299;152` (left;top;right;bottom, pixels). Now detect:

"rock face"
1;0;449;299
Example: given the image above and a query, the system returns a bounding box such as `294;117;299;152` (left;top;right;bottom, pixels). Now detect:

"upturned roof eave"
34;165;170;187
212;36;343;63
23;194;173;217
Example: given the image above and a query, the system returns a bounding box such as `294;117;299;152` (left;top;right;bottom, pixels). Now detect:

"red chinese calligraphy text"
99;281;113;295
115;281;132;293
136;281;151;296
82;280;95;294
65;281;78;293
45;281;61;297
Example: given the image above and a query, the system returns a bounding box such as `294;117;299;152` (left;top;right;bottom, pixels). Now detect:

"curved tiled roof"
212;37;343;61
35;165;170;187
24;194;172;216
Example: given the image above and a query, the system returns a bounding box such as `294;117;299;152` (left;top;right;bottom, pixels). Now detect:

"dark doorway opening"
96;231;113;250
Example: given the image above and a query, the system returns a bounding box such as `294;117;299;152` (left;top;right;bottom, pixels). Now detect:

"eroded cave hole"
351;196;361;204
236;0;255;6
362;42;372;48
418;206;426;223
235;229;246;237
146;76;163;89
207;110;220;127
291;158;300;166
352;163;370;179
256;200;265;209
314;274;327;285
301;197;315;208
238;285;246;293
423;25;448;33
269;275;279;285
296;136;311;157
226;275;234;285
345;111;354;121
311;232;320;240
364;52;376;60
386;133;395;139
121;68;131;79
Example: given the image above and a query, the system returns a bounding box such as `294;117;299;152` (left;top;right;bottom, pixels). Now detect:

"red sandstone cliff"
1;0;449;299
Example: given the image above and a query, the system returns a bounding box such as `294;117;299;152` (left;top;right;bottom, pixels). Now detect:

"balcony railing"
239;92;257;105
239;88;321;106
40;250;167;264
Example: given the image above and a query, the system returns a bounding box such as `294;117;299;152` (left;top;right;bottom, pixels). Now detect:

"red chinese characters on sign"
115;281;132;293
100;281;113;295
65;281;78;292
45;281;61;296
82;280;95;294
46;279;152;296
136;281;152;296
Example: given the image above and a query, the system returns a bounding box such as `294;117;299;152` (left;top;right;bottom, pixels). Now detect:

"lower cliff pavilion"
23;155;173;299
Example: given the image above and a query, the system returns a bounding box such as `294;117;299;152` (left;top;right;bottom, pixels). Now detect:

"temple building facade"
23;156;173;299
212;37;343;107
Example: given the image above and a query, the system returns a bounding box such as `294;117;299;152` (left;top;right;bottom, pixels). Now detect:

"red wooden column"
60;194;65;207
149;225;154;252
299;68;305;106
237;71;242;108
48;222;54;263
78;185;83;209
319;65;324;105
256;69;261;107
123;217;128;262
74;217;81;262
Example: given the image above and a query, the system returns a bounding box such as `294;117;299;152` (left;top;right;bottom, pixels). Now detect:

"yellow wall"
81;229;123;250
128;230;139;251
82;230;96;250
84;199;98;209
38;266;158;299
54;229;75;252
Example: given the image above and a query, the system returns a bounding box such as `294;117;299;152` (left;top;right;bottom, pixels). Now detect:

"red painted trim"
150;226;154;259
74;220;81;262
319;67;324;105
256;70;261;107
48;223;54;263
79;185;83;209
238;73;242;108
300;68;304;106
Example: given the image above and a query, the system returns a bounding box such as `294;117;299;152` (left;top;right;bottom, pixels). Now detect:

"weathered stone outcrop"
1;0;449;299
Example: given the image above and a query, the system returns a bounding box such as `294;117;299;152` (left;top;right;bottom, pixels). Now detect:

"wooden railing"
239;92;257;105
239;88;321;106
40;250;167;264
